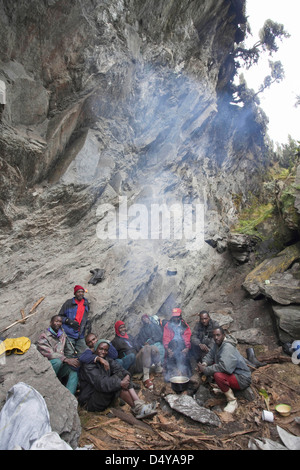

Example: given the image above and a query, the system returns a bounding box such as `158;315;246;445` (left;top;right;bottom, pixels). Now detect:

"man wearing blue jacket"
80;332;118;367
59;285;90;358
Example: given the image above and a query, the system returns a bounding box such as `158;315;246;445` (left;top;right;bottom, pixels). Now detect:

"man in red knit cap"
59;285;90;359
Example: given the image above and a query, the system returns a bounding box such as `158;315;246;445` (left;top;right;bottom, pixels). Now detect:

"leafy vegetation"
233;139;300;239
231;20;290;107
233;19;290;68
274;136;300;169
233;199;274;239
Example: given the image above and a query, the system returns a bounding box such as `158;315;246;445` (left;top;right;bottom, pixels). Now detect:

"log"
152;422;178;433
105;429;138;443
110;408;154;433
84;417;121;430
221;427;257;442
153;422;217;440
180;437;222;450
258;354;291;364
153;429;177;443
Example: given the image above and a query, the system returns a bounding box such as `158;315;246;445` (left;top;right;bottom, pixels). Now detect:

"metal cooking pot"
169;376;190;393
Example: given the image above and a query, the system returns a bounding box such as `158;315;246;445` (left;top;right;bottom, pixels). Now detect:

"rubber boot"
246;348;267;368
224;388;238;413
143;366;150;381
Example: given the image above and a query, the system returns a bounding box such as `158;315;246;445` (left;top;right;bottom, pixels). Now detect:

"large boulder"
232;327;265;345
0;343;81;449
228;234;256;264
0;61;49;127
242;243;300;298
271;304;300;343
260;270;300;305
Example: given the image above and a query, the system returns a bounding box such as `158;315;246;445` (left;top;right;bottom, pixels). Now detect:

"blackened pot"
170;376;190;393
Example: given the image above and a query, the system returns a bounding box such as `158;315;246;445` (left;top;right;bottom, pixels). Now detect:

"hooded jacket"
134;320;163;350
111;320;139;358
202;339;251;390
111;333;138;358
163;313;191;350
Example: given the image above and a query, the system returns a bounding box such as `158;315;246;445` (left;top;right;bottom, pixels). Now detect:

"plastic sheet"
0;382;71;450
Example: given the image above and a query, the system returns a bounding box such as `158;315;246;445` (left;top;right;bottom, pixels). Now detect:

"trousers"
64;337;86;358
50;358;78;395
214;372;240;392
135;344;160;371
116;353;136;371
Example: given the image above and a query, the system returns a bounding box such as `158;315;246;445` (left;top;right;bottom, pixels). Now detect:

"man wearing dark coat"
111;320;162;390
190;310;220;363
134;315;164;363
78;339;157;419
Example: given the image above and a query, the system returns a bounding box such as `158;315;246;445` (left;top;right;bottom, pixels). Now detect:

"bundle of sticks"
0;297;45;334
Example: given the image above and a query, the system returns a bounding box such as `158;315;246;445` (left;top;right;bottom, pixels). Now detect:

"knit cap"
94;339;110;352
74;285;85;294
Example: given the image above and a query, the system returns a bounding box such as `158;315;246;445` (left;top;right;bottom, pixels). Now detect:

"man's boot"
246;348;267;368
224;388;238;413
131;399;157;419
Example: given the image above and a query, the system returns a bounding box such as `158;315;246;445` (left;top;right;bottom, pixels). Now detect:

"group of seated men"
37;284;253;416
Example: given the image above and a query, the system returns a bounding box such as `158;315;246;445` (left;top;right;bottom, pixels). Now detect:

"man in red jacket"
163;308;192;380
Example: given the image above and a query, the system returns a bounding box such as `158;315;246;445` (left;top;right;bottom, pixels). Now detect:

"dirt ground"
77;359;300;451
77;265;300;451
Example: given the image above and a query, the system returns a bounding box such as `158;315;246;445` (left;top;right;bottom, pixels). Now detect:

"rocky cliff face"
0;0;277;446
0;0;268;332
